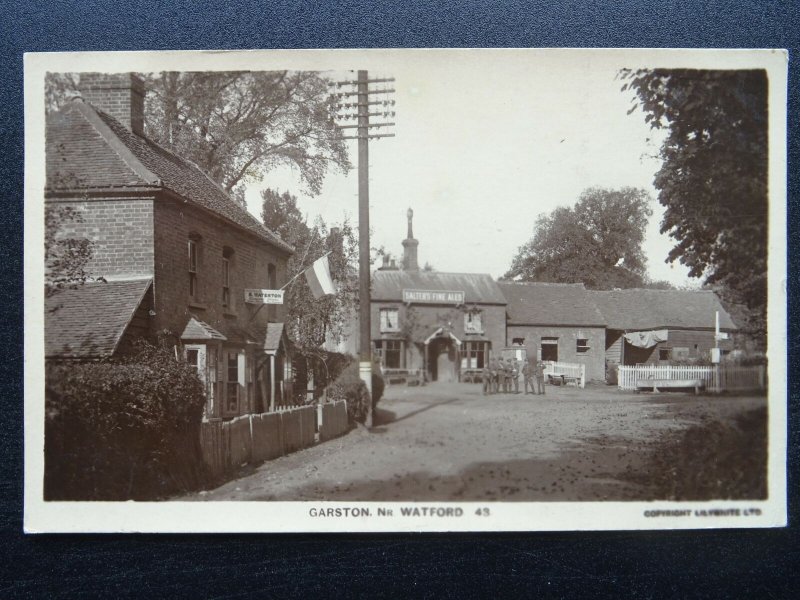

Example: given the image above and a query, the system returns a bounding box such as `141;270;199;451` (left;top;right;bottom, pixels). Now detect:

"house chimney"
79;73;145;136
402;207;419;271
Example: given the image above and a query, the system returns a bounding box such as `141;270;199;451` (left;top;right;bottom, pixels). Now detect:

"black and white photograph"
24;49;787;532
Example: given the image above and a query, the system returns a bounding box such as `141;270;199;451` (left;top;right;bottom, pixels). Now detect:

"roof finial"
407;207;414;239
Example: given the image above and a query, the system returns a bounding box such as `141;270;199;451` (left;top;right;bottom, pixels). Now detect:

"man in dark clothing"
489;358;500;394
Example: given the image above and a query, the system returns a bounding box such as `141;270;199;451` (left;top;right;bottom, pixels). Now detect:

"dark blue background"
2;1;798;597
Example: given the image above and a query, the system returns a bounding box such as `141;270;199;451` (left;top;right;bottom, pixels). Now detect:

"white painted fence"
618;364;766;393
543;361;586;389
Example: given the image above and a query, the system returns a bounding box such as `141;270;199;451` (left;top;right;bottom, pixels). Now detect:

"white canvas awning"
624;329;668;349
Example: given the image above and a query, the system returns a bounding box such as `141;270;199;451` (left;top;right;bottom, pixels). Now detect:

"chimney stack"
402;207;419;271
79;73;145;136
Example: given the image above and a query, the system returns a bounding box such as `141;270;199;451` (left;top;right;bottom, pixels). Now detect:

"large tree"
261;189;358;351
620;69;768;338
504;187;653;289
45;71;351;196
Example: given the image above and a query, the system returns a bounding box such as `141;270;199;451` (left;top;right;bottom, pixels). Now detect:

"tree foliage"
45;71;351;196
261;188;359;351
620;69;768;337
505;187;653;289
45;205;99;297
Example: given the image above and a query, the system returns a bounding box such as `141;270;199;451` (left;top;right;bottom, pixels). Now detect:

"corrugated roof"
590;289;737;331
499;282;607;327
46;100;293;254
372;270;506;304
45;279;152;359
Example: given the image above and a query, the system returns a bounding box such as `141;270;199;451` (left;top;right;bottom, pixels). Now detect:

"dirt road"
184;382;766;502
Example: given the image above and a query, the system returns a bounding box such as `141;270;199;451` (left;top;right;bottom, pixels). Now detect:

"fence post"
580;364;585;389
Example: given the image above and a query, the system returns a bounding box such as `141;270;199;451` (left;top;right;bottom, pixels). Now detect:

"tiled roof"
181;317;227;341
46;100;293;254
45;279;152;359
499;282;607;327
264;322;286;352
590;289;737;331
372;270;507;304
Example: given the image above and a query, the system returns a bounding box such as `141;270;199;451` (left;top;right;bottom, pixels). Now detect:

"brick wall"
152;196;290;338
506;324;606;381
46;196;155;280
79;73;145;135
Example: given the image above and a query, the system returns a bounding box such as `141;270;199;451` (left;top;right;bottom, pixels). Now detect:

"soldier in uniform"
535;360;546;395
481;361;492;395
489;357;500;394
522;358;535;394
510;358;520;394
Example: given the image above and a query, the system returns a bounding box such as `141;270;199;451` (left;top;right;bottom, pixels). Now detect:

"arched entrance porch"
424;327;461;383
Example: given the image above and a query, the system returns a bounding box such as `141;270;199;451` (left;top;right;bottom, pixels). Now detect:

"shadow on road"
374;396;463;427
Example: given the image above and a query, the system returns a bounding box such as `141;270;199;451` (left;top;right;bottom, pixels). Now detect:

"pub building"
371;209;507;382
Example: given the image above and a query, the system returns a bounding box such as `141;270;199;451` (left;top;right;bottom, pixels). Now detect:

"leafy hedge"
327;360;384;424
45;342;207;500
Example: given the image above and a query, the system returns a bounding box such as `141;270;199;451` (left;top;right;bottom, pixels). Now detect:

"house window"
512;337;524;346
464;311;482;334
188;239;199;298
541;337;558;362
380;308;400;332
223;350;245;417
222;247;234;308
576;338;590;353
461;341;488;369
659;347;670;361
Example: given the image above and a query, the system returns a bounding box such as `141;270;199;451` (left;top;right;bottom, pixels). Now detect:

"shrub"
45;341;207;500
327;360;385;424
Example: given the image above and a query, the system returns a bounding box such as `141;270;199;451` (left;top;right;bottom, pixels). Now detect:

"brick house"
498;282;607;381
45;73;295;419
589;288;737;367
371;210;507;382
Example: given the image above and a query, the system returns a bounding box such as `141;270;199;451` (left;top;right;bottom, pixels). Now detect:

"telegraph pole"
332;71;395;428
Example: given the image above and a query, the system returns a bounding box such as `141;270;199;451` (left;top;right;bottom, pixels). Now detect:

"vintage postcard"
24;48;787;532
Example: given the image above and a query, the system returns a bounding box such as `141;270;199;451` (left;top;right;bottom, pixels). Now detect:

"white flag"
304;255;336;299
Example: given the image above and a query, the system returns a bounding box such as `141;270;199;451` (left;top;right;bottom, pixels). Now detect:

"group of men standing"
482;357;546;395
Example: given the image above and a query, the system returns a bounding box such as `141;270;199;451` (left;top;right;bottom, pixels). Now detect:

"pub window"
380;308;400;332
188;238;199;298
384;340;402;369
512;337;524;346
222;247;234;307
576;338;590;353
464;311;482;334
461;341;488;369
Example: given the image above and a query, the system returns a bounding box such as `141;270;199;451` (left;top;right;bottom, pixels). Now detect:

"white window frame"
576;338;590;353
222;349;246;418
188;239;199;298
222;256;230;307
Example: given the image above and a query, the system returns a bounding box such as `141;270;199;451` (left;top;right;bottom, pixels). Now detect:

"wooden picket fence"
617;364;766;393
200;400;349;478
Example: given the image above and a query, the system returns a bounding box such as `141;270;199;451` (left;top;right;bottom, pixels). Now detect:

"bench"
384;369;424;386
547;373;580;387
636;379;705;395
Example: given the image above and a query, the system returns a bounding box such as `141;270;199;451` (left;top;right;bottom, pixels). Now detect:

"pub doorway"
428;337;457;382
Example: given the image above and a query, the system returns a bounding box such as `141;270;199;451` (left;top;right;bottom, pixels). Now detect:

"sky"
244;51;697;287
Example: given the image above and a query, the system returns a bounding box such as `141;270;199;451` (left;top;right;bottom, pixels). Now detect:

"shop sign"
402;289;465;304
244;289;284;304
